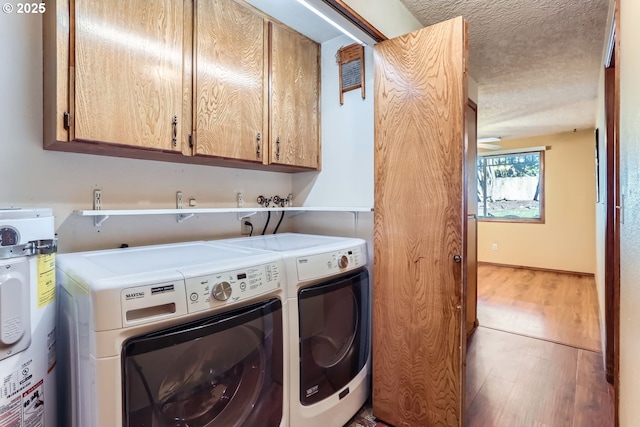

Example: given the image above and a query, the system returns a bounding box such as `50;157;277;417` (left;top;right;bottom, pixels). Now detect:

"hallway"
346;264;614;427
466;327;613;426
466;264;614;426
476;264;602;351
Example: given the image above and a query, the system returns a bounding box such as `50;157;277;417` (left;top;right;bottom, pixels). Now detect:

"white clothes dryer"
215;233;370;427
56;241;288;427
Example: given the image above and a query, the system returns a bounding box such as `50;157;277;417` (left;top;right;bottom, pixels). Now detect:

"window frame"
477;149;545;224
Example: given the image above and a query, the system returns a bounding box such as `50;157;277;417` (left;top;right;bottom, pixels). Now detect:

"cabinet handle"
172;116;178;147
63;111;70;130
453;254;462;263
256;133;262;158
276;136;280;160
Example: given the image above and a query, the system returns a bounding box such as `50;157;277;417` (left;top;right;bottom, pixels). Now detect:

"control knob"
212;281;232;301
337;255;349;269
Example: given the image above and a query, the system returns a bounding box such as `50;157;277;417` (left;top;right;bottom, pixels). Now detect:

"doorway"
603;7;620;426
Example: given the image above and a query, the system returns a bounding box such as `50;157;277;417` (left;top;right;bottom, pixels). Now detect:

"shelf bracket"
237;211;257;221
285;209;306;218
353;211;359;234
94;215;109;227
176;191;194;223
93;189;109;227
177;213;194;223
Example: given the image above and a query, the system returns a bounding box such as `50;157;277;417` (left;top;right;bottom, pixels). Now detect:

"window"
477;150;544;222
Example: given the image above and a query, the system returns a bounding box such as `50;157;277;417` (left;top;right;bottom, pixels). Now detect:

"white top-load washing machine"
56;241;288;427
0;208;57;427
214;233;370;427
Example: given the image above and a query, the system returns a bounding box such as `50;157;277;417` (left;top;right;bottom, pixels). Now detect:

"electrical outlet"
241;220;252;236
93;189;102;210
492;243;498;251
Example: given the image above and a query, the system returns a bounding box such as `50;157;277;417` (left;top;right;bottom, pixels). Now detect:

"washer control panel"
184;262;282;313
296;245;366;281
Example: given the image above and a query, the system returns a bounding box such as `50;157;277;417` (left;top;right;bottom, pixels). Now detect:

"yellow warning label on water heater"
37;253;56;308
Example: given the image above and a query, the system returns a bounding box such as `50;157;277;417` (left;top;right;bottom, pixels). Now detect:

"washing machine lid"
0;207;53;220
57;241;281;291
216;233;365;254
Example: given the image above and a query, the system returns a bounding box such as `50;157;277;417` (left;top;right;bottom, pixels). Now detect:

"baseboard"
478;261;595;278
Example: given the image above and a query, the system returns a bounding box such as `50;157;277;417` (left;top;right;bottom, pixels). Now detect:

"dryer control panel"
296;245;367;281
184;262;282;313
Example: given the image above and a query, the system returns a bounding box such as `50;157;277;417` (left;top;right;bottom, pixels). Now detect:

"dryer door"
122;298;283;427
298;269;370;405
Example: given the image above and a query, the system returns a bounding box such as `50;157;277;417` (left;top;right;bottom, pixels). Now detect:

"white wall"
0;12;293;253
618;1;640;424
593;81;607;360
291;34;375;253
477;131;597;274
292;35;374;209
342;0;422;38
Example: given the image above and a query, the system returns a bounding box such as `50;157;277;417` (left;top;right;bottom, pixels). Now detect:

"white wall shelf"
74;207;373;226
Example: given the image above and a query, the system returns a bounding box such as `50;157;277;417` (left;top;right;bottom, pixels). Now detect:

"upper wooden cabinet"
269;22;320;169
43;0;320;172
76;0;184;151
193;0;267;163
44;0;185;152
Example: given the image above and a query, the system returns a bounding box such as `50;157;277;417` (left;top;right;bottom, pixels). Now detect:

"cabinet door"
269;23;320;169
194;0;266;162
373;17;468;427
74;0;184;151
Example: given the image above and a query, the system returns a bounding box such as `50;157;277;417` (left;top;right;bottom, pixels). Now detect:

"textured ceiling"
397;0;610;140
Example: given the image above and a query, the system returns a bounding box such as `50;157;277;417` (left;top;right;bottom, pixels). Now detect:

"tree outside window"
477;151;544;222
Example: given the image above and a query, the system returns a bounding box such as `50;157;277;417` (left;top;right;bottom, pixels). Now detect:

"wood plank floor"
465;327;613;427
347;265;613;427
477;264;602;351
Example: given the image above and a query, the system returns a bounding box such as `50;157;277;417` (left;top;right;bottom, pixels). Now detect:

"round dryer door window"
156;326;265;427
122;299;284;427
298;269;370;406
309;288;358;368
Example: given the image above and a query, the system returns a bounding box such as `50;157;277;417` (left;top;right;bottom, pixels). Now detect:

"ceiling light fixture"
477;137;501;143
294;0;366;45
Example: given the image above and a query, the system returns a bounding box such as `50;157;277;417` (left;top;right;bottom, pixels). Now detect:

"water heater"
0;208;57;427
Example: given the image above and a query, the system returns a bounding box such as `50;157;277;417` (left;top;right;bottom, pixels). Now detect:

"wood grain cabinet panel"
44;0;187;156
269;22;320;169
373;16;468;427
194;0;266;162
74;0;184;151
43;0;322;172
